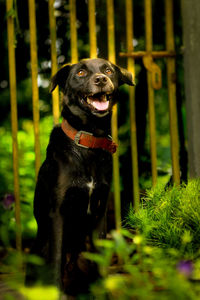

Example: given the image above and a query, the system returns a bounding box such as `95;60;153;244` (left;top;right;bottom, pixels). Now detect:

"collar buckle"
74;130;93;148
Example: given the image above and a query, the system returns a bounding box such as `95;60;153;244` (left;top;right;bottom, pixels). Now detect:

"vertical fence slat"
49;0;60;125
107;0;121;231
6;0;21;251
126;0;139;210
28;0;40;177
165;0;180;184
88;0;97;58
144;0;157;185
107;0;115;63
69;0;78;63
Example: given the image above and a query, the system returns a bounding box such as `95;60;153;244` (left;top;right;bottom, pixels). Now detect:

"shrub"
126;179;200;259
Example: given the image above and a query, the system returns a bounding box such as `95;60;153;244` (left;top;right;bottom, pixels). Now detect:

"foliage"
0;116;53;246
20;286;59;300
85;229;200;300
82;180;200;299
0;226;59;300
125;179;200;259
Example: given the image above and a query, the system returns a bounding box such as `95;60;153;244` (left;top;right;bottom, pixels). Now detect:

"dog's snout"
94;74;108;86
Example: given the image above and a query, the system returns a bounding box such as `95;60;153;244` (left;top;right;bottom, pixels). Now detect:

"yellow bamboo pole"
69;0;78;63
28;0;40;177
107;0;121;231
165;0;180;184
88;0;97;58
144;0;157;186
126;0;139;210
49;0;60;125
6;0;21;251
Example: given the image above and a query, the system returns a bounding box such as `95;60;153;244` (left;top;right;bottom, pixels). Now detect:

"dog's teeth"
101;95;107;102
87;97;92;104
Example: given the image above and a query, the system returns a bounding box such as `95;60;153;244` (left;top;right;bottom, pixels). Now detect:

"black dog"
28;58;134;295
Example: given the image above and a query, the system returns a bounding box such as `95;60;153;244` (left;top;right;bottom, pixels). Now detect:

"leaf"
83;252;106;265
95;239;114;248
5;8;16;19
20;286;59;300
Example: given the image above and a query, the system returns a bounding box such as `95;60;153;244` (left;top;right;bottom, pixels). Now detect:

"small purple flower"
2;193;15;210
177;260;193;277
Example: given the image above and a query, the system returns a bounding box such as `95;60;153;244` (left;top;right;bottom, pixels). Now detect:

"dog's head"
50;58;135;118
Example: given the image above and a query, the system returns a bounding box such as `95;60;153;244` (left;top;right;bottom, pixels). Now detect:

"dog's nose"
94;74;108;86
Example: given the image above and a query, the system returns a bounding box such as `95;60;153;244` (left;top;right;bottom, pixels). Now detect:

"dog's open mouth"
81;92;112;112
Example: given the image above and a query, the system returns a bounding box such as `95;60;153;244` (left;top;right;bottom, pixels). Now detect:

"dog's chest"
55;149;112;210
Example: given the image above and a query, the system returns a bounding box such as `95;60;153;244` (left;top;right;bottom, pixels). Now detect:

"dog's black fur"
27;58;134;295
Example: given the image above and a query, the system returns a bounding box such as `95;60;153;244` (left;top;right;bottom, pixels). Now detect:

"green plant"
85;229;200;300
84;180;200;299
0;116;54;245
126;179;200;259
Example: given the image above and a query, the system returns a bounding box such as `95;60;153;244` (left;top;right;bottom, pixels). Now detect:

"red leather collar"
61;119;118;154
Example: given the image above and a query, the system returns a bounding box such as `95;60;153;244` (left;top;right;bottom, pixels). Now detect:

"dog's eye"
77;70;87;77
105;68;112;75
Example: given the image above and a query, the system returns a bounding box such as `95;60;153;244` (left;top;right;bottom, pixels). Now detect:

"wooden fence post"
6;0;21;251
181;0;200;178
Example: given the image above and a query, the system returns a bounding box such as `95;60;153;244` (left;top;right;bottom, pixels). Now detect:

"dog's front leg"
50;210;64;288
90;183;110;238
60;186;90;295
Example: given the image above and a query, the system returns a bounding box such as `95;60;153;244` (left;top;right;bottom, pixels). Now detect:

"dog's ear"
114;65;136;86
49;64;73;92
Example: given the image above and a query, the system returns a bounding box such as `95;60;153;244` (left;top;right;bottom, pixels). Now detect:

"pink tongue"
91;100;109;111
